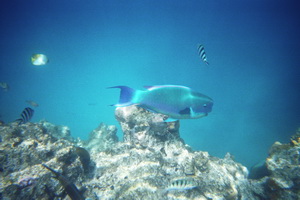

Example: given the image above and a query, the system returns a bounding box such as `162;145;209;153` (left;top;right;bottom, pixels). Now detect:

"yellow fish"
31;54;49;66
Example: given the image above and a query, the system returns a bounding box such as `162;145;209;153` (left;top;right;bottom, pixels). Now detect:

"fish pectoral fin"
178;107;191;115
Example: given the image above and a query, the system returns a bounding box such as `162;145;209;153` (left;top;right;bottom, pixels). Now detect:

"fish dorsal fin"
143;86;154;89
143;85;191;91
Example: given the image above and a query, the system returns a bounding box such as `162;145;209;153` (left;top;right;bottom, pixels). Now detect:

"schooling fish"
109;85;213;122
31;54;49;66
15;107;34;125
197;44;209;65
42;164;85;200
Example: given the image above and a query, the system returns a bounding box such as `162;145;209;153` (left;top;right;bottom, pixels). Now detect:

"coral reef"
262;127;300;199
84;122;118;154
0;106;299;199
0;121;88;199
40;120;73;141
115;105;181;149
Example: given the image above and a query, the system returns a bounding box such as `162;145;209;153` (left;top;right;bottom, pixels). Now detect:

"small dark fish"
26;100;39;107
42;164;85;200
75;147;90;173
15;107;34;125
197;44;209;65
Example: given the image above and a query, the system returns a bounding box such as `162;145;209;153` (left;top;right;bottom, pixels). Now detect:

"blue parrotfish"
109;85;213;121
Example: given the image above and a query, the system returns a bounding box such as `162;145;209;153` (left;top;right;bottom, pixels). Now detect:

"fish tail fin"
108;86;137;107
14;118;23;125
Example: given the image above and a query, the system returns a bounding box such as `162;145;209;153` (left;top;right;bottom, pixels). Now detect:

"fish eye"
203;104;207;107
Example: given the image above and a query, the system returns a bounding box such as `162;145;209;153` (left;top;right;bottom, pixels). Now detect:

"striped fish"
197;44;209;65
15;107;34;125
166;177;198;191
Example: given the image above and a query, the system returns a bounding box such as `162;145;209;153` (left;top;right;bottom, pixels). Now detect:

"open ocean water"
0;0;299;168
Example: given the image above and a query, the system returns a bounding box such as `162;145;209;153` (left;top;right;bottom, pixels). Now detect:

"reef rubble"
0;105;299;199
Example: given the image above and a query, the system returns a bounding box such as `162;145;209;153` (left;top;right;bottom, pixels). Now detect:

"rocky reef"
262;128;300;199
0;105;299;200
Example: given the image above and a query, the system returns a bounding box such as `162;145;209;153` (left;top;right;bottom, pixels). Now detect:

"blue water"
0;0;299;168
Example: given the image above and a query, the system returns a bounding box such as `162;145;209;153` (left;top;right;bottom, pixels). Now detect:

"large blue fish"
109;85;213;121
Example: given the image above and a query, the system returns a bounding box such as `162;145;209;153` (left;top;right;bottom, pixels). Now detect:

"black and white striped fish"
15;107;34;125
166;177;198;191
197;44;209;65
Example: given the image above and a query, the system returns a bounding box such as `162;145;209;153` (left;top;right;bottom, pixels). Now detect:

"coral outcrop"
0;122;88;199
262;128;300;199
0;106;299;200
84;122;118;154
115;106;182;149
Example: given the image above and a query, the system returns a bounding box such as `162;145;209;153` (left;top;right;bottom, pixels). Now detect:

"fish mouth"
192;112;208;119
202;112;208;117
